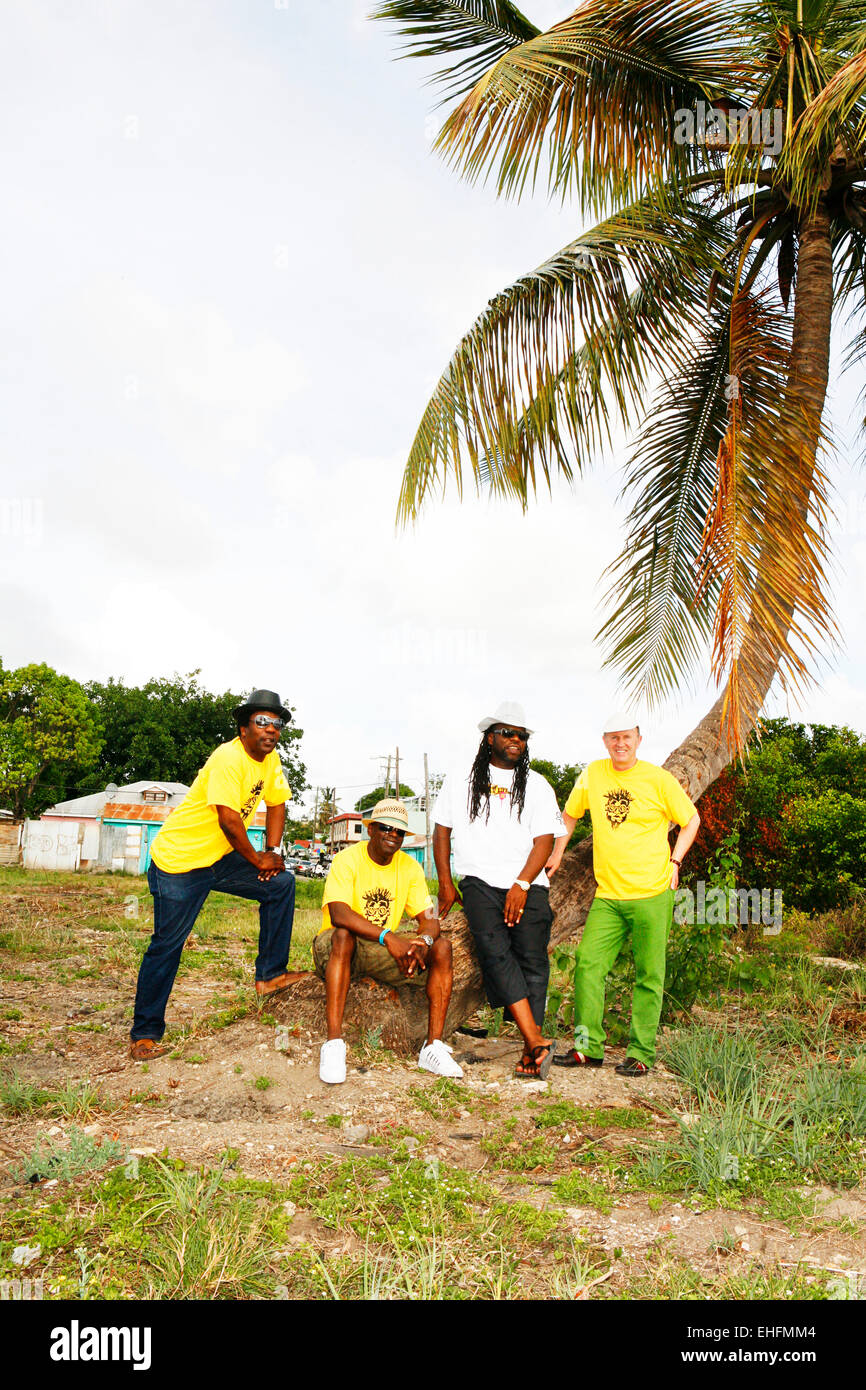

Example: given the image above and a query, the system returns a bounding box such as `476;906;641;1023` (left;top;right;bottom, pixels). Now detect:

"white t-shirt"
433;765;565;890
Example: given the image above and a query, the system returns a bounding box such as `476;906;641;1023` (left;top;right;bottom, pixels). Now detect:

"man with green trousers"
546;715;700;1076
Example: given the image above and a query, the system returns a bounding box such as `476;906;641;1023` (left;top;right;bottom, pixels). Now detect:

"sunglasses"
252;715;284;731
493;727;528;741
372;822;407;838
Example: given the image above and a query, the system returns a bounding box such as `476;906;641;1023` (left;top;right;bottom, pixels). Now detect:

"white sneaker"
319;1038;346;1084
418;1039;464;1079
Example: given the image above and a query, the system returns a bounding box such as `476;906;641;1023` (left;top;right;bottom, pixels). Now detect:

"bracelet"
670;857;681;868
378;928;391;945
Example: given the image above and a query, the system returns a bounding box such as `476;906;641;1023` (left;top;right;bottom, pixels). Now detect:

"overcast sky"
3;0;865;814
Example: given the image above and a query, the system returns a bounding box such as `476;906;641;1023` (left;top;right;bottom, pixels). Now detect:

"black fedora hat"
232;689;292;724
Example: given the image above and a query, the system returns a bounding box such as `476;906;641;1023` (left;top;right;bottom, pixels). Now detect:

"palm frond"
434;0;736;210
596;303;731;706
396;196;728;522
369;1;539;101
784;48;866;210
836;224;866;460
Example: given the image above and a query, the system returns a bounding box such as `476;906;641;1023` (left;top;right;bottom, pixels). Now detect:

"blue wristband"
378;928;390;945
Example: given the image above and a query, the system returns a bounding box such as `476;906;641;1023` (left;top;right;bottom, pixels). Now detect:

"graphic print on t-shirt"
363;886;394;928
604;787;634;828
239;780;264;821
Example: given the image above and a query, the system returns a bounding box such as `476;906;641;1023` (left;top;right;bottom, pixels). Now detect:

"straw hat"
363;798;410;832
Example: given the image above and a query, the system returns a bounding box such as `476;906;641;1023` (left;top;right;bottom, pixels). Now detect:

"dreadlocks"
467;733;530;823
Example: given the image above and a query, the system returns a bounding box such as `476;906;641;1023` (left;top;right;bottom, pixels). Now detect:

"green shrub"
783;791;866;912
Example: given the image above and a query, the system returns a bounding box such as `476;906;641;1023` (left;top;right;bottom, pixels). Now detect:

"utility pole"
312;786;319;851
395;746;400;798
423;752;432;879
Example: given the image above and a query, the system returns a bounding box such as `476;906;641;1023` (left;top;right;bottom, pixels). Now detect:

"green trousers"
572;890;674;1066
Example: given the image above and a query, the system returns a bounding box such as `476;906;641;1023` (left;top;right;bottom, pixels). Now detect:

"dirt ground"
3;912;865;1289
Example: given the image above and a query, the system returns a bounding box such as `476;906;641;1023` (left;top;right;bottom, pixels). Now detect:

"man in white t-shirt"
433;702;564;1080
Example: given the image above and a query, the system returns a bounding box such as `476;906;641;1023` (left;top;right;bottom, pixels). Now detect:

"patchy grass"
1;867;864;1301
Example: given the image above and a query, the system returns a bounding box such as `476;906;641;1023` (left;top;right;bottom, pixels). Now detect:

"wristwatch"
513;879;531;892
266;845;283;854
420;934;434;948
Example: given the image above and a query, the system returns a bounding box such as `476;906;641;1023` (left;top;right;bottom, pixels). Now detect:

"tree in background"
315;786;339;836
529;757;591;843
0;662;103;819
355;783;416;812
78;671;308;801
685;719;866;911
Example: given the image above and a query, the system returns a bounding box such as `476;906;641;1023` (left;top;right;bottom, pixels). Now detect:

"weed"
0;1072;43;1113
0;1074;106;1121
480;1129;559;1173
408;1078;471;1119
533;1100;649;1131
552;1169;614;1213
49;1079;104;1121
12;1128;125;1183
136;1161;275;1298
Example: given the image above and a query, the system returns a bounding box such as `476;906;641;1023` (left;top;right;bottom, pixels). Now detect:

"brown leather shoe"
254;970;306;997
129;1038;168;1061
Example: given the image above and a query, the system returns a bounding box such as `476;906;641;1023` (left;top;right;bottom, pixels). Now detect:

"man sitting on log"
314;798;463;1085
433;703;564;1081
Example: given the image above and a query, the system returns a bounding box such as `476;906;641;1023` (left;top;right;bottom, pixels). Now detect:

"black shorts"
460;876;552;1027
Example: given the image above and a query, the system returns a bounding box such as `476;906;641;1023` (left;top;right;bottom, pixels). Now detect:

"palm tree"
310;0;866;1035
372;0;864;792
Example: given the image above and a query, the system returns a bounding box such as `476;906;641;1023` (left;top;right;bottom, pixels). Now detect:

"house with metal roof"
26;781;271;874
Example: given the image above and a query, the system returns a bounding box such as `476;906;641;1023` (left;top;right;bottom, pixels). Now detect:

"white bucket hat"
602;712;640;734
478;701;534;735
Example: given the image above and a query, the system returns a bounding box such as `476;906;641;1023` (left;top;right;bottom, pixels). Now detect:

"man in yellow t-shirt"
547;715;700;1076
314;799;463;1085
129;689;303;1061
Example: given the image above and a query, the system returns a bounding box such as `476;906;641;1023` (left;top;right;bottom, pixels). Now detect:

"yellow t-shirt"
564;759;697;900
319;841;432;935
150;738;291;873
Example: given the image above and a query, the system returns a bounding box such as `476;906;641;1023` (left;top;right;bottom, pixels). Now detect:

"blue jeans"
131;852;296;1042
